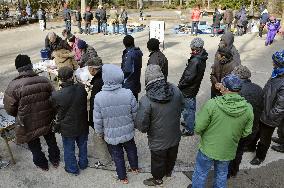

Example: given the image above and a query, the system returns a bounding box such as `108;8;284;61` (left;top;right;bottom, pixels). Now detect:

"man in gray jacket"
135;65;184;186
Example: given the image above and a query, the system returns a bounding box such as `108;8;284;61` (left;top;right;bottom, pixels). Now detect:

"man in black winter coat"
95;5;102;33
51;66;89;175
147;38;168;80
83;7;94;35
178;38;208;136
121;35;143;100
228;65;264;178
251;50;284;165
75;7;83;34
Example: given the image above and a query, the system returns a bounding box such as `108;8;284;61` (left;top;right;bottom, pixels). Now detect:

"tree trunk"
169;0;172;5
81;0;85;15
180;0;182;6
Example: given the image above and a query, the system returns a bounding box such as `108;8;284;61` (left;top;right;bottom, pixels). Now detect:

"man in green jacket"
191;74;253;188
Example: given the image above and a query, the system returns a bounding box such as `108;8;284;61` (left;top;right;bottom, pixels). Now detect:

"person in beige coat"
52;49;78;70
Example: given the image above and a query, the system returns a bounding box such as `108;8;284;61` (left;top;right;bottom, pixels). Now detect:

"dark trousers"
85;23;91;34
277;121;284;141
256;122;276;160
97;20;101;33
62;134;88;174
107;138;138;180
151;144;179;180
112;23;119;34
191;21;199;35
65;20;71;32
123;22;127;35
259;24;265;37
27;131;60;168
228;139;245;178
77;21;83;33
133;93;138;101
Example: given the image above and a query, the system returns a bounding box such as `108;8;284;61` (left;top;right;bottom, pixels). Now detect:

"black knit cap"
123;35;134;48
58;66;74;81
15;54;32;69
147;38;160;51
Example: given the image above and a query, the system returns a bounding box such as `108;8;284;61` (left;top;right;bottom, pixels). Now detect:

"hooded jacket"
148;50;168;80
261;75;284;127
50;81;89;137
178;49;208;98
121;47;143;95
135;80;184;151
195;93;253;161
93;64;137;145
52;49;78;70
4;70;54;144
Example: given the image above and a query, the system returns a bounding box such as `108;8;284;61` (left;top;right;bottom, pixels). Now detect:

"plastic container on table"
40;49;50;61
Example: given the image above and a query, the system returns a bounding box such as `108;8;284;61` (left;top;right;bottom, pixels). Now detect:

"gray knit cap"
232;65;251;79
190;37;204;49
145;65;164;86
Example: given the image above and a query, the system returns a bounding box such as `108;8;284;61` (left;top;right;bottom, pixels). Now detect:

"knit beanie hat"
145;65;164;86
222;74;242;92
58;66;74;81
147;38;160;51
190;37;204;50
232;65;251;79
272;50;284;68
15;54;32;69
87;57;103;68
77;40;87;49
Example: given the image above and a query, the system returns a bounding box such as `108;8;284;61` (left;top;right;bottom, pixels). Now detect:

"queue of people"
2;29;284;187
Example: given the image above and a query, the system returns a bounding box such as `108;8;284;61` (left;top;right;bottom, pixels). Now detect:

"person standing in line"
100;6;108;35
120;7;128;35
259;8;269;38
4;55;60;171
37;7;46;31
135;65;184;186
121;35;143;100
50;66;89;175
87;57;112;168
191;74;253;188
63;4;72;32
223;7;234;32
147;38;168;80
227;65;264;178
95;5;102;33
178;38;208;137
109;6;119;34
250;50;284;165
265;16;281;46
83;6;93;35
93;64;139;184
26;3;32;17
75;6;83;34
211;8;222;37
191;4;202;36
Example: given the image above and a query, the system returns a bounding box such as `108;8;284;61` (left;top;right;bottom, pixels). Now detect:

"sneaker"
271;145;284;153
272;137;284;145
250;157;264;166
182;129;194;137
65;168;79;176
0;160;10;169
120;178;129;184
94;161;105;169
143;178;163;186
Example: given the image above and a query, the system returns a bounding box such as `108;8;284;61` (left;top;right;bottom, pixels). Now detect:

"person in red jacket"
191;5;202;35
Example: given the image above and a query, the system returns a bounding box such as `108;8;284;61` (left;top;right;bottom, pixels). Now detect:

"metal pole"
81;0;86;17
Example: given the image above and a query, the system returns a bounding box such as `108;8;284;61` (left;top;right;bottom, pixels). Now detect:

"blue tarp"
89;24;144;34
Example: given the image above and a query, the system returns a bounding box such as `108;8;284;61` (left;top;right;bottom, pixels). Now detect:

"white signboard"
149;21;165;43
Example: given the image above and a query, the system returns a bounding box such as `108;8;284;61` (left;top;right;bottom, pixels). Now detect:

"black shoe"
271;145;284;153
250;157;264;166
36;165;49;171
182;129;194;137
143;178;163;186
272;137;284;145
181;121;186;127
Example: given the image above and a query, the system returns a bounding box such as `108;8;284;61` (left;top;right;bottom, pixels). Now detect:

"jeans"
123;22;127;35
192;150;229;188
191;21;199;35
256;122;275;160
27;131;60;169
107;138;138;180
101;22;107;35
77;21;83;33
85;23;91;34
151;144;179;180
112;23;119;34
65;20;71;32
62;134;89;174
97;20;101;33
182;97;196;133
